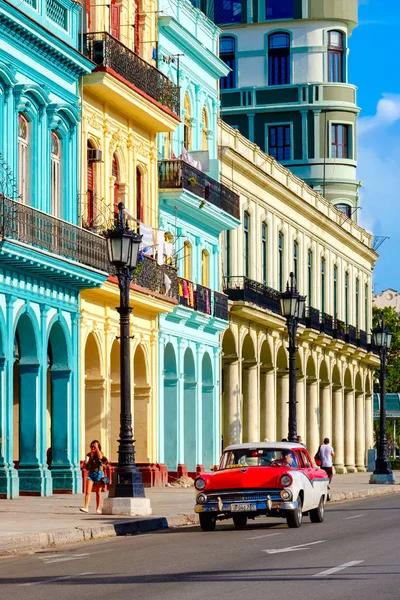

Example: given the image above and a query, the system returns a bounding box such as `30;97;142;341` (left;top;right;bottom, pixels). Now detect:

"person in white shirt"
319;437;335;485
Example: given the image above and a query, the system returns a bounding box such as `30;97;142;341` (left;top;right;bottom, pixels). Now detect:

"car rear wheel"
199;514;216;531
286;496;303;528
232;514;248;528
309;496;325;523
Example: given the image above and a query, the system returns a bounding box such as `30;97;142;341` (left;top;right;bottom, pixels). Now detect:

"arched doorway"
222;328;239;448
134;344;150;462
184;348;196;472
84;333;104;451
110;340;120;462
163;343;177;470
202;353;214;471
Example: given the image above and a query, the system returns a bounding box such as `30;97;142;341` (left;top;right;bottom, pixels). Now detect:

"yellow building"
219;120;379;473
79;0;180;479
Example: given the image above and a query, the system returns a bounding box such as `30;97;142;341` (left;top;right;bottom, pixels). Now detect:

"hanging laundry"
188;281;195;307
140;222;154;255
178;278;184;298
183;278;189;299
164;274;172;296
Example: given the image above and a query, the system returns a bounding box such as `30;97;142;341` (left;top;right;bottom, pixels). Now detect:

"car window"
220;448;298;468
300;450;311;468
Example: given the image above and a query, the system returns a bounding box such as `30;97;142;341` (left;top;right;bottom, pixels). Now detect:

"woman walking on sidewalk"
80;440;108;514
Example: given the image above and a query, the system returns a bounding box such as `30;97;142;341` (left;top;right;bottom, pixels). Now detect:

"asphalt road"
1;495;400;600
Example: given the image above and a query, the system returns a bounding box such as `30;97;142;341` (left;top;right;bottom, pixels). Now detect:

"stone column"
50;369;74;492
242;365;258;442
306;378;319;457
260;368;276;442
296;377;306;440
223;361;241;446
332;387;345;473
355;393;366;471
365;392;374;458
320;384;332;441
344;389;356;472
277;373;289;441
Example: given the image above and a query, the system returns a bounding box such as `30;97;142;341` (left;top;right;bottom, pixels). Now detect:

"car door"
294;450;314;511
298;450;318;509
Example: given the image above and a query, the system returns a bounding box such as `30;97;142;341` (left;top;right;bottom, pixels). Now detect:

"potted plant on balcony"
187;176;197;187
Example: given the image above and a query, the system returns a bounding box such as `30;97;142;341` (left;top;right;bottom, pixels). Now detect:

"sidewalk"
1;472;399;555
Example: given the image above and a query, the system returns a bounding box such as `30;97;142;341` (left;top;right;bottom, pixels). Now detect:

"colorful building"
157;0;240;477
0;0;107;498
79;0;181;482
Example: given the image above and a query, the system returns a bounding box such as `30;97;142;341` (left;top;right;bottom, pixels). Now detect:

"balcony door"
110;0;121;40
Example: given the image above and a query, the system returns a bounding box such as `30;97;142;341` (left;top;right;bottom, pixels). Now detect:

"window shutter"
110;3;121;39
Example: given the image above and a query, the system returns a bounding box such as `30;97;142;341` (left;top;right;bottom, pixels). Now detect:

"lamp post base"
369;473;396;485
102;496;152;516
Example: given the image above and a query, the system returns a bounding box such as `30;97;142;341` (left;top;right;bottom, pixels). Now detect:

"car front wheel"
199;513;216;531
232;514;248;528
309;496;325;523
286;496;303;528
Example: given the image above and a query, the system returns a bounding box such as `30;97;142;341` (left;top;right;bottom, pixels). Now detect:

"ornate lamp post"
370;318;395;484
102;203;152;515
280;273;306;443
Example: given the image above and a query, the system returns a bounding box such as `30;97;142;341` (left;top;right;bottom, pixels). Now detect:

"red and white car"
194;442;329;531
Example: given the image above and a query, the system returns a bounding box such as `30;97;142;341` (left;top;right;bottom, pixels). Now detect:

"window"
224;231;231;277
110;0;121;39
51;132;61;218
268;33;290;86
331;124;349;159
183;94;192;149
266;0;293;20
244;211;250;278
18;114;30;204
268;125;291;161
278;231;284;292
136;167;143;221
87;141;96;227
134;0;140;54
335;203;352;218
220;37;236;90
365;284;368;331
215;0;242;25
262;223;267;284
202;107;209;151
355;278;359;330
184;241;192;280
112;153;119;214
333;265;338;318
328;30;344;83
293;240;298;283
345;271;349;326
202;250;209;287
321;257;325;314
308;250;313;306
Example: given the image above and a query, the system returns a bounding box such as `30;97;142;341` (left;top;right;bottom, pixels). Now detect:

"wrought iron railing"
334;319;347;342
79;195;114;234
306;306;320;331
0;195;109;272
214;291;229;320
159;160;240;220
132;256;178;299
358;329;368;350
320;313;333;337
178;277;196;309
223;276;281;315
196;284;212;315
346;325;358;346
84;32;180;116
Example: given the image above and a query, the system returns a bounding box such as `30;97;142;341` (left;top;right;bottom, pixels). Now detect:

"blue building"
157;0;240;477
0;0;107;498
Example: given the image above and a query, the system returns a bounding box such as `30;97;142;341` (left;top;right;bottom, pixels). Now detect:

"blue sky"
350;0;400;293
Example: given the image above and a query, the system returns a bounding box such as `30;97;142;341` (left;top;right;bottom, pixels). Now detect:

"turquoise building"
0;0;107;498
157;0;240;477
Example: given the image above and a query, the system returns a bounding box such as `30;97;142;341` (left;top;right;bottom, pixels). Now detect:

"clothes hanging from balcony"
178;279;184;298
183;278;188;299
140;222;154;255
206;289;211;315
188;281;195;308
164;274;172;297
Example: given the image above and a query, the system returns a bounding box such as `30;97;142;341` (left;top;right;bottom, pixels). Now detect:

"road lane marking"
19;572;95;587
313;560;364;577
263;540;326;554
247;533;282;540
344;514;364;520
39;552;90;564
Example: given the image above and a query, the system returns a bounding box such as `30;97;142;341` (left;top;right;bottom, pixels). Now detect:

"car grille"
206;490;281;503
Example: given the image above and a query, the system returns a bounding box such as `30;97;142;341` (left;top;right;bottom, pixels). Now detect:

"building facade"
0;0;107;498
204;0;360;217
373;289;400;314
157;0;240;477
79;0;181;481
220;120;378;472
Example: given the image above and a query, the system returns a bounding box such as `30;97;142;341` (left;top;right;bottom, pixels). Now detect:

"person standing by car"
80;440;108;514
320;437;335;486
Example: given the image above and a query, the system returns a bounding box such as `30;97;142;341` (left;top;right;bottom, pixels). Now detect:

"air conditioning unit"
92;40;105;66
88;148;103;162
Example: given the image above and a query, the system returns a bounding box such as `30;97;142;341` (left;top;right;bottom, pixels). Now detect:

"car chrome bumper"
195;500;298;513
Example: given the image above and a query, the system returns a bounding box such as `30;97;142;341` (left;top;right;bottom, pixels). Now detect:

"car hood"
205;467;294;491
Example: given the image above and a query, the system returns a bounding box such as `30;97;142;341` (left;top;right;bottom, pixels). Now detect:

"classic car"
194;442;329;531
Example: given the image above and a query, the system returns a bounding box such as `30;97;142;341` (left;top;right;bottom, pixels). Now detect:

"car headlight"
196;493;208;504
280;474;293;487
280;489;292;501
195;478;206;490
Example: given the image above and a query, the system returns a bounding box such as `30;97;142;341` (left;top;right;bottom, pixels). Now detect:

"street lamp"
280;272;306;443
102;202;152;515
370;318;395;484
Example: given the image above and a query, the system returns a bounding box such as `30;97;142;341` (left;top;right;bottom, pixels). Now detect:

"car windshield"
220;448;298;469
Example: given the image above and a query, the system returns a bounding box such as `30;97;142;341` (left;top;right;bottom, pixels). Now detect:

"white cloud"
358;94;400;135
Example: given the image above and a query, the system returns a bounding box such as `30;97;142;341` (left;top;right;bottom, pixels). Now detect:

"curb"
1;486;399;555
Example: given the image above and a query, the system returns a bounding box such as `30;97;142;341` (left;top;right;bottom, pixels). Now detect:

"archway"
242;334;257;443
201;353;214;470
47;320;72;491
222;328;239;447
110;340;120;462
184;348;196;472
276;344;288;441
84;333;104;451
134;344;150;462
163;343;178;470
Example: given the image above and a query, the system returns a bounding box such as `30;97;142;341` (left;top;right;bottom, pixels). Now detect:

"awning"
373;393;400;419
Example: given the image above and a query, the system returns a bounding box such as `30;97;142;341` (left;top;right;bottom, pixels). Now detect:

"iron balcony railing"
334;319;347;342
358;329;368;350
346;325;358;346
214;291;229;320
223;276;281;315
158;160;240;220
177;277;228;320
306;307;320;331
132;256;178;299
196;284;212;315
84;32;180;116
320;313;334;337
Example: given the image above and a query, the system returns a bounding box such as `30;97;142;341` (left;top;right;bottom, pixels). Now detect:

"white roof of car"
223;442;305;451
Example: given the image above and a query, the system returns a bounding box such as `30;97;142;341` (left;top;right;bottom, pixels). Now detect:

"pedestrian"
296;435;304;446
80;440;108;514
320;437;335;487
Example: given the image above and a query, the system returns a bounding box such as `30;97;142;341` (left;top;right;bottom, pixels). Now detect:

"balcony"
223;277;281;316
306;307;320;331
84;32;180;130
320;313;334;337
346;325;358;346
177;278;228;320
214;291;229;321
334;319;347;342
358;330;368;351
132;256;178;299
159;160;240;221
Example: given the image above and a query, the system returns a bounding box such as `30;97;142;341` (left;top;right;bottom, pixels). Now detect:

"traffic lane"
0;495;399;600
